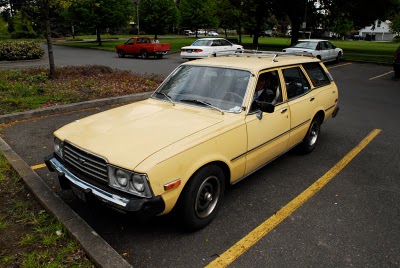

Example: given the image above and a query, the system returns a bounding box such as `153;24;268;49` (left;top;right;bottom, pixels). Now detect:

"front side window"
126;39;134;45
153;66;251;113
282;67;311;99
250;70;283;112
303;62;330;87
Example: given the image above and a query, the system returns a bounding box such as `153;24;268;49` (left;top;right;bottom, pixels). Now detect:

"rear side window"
302;62;330;87
282;67;311;99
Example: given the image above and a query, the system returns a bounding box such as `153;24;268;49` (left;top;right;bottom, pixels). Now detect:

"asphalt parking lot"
1;61;399;268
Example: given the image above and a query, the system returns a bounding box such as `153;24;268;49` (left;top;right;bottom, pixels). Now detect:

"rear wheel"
298;116;321;154
178;164;225;231
141;50;149;59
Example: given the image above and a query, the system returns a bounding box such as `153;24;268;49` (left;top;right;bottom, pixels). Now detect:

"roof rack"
211;49;315;62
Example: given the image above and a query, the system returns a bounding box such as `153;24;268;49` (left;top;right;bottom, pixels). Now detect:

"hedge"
0;41;44;61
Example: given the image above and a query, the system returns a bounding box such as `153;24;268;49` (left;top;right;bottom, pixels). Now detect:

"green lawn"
56;35;398;64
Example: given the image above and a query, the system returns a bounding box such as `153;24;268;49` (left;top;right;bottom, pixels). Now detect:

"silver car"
283;39;343;63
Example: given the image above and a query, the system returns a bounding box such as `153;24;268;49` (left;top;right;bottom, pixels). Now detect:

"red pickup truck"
115;37;171;59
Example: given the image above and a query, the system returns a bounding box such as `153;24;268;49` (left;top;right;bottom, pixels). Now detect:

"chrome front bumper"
44;154;165;215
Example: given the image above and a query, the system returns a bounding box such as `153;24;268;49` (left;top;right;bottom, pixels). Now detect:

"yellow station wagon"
45;51;339;230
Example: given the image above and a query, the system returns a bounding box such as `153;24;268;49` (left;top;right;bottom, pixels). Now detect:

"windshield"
192;40;212;46
293;41;318;50
152;65;251;113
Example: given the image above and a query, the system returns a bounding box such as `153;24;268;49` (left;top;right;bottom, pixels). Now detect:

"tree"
66;0;133;46
139;0;178;37
179;0;215;37
270;0;398;45
331;13;354;39
390;14;400;41
11;9;37;38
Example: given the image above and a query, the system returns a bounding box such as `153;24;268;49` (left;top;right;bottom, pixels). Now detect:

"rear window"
302;62;330;87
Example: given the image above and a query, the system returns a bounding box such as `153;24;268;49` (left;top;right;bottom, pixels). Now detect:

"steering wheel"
225;91;243;102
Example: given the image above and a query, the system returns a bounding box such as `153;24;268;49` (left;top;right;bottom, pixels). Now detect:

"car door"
124;38;135;55
244;70;290;175
219;39;234;53
325;41;335;61
318;41;330;61
281;66;317;149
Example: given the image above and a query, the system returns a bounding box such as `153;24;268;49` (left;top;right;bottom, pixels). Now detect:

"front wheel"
178;164;225;231
298;116;321;154
156;54;163;59
336;52;342;63
117;50;125;58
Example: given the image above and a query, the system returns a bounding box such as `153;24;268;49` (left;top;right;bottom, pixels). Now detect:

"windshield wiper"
155;92;175;106
180;99;224;115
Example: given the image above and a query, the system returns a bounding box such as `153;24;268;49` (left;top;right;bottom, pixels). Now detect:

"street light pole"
136;0;140;36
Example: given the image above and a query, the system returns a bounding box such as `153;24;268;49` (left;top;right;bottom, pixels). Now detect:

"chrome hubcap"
195;176;220;219
309;122;319;146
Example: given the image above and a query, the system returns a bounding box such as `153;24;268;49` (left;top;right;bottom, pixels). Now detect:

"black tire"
179;164;225;231
156;54;164;59
141;50;149;59
395;70;400;78
298;116;321;154
117;50;125;58
336;52;342;63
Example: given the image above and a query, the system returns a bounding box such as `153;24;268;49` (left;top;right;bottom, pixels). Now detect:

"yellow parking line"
31;163;47;170
206;129;382;268
328;62;352;69
369;71;394;80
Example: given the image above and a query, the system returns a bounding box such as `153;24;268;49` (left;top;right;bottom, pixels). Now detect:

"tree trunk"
96;27;102;46
44;1;56;79
289;14;301;46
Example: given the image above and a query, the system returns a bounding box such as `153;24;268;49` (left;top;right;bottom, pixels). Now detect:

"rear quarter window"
302;62;330;87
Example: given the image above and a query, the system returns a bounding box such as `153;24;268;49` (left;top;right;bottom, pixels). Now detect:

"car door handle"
310;97;315;102
280;108;288;113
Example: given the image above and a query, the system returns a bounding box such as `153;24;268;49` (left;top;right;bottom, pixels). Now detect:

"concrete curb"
0;137;133;268
0;92;153;124
0;94;156;267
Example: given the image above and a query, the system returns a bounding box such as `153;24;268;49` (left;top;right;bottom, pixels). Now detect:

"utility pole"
134;0;140;36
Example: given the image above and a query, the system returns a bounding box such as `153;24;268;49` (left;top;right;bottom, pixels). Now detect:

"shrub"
0;41;44;61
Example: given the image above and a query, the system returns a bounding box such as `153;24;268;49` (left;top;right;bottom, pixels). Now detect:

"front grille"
64;142;108;183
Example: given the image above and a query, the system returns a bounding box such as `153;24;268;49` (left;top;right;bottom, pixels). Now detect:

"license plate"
72;186;86;202
187;49;192;53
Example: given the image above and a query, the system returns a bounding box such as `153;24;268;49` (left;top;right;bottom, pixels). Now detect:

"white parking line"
369;71;394;80
206;129;382;268
327;62;352;69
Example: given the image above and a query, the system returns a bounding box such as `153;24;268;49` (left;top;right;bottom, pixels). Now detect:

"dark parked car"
394;46;400;78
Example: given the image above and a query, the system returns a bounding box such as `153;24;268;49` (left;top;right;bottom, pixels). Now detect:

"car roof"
195;38;227;41
181;54;320;74
298;39;328;42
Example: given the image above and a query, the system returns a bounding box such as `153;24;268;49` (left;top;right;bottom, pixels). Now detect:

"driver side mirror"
254;100;275;113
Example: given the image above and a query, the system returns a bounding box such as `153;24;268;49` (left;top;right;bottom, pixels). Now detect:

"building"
358;20;395;41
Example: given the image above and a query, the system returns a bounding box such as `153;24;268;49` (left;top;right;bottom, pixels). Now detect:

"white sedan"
207;31;219;36
282;39;343;63
180;38;244;60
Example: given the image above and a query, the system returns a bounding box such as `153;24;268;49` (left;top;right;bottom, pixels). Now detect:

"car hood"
55;99;223;170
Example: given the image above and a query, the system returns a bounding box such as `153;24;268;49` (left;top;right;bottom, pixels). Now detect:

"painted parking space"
2;61;399;267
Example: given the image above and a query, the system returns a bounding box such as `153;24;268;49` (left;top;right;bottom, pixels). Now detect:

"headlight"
115;170;129;187
54;137;64;159
109;166;152;198
131;174;146;192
